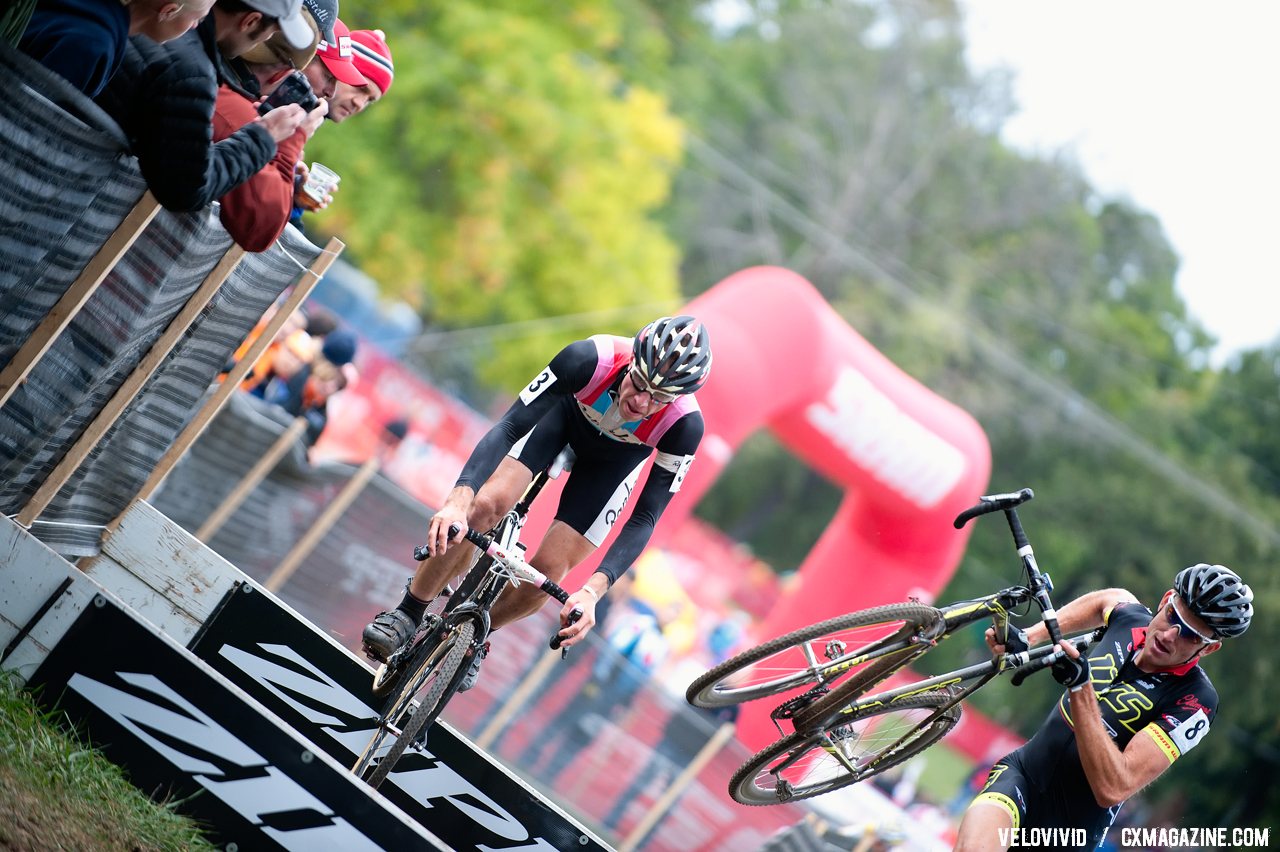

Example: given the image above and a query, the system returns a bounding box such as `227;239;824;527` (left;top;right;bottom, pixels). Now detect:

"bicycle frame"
354;452;576;786
807;489;1093;777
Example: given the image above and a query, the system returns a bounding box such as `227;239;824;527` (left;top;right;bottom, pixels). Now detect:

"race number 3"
519;367;557;405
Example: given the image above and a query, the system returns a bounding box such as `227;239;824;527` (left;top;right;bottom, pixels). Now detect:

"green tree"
305;0;688;388
662;0;1277;825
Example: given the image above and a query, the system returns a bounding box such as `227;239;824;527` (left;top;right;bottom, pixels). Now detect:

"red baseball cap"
315;19;368;88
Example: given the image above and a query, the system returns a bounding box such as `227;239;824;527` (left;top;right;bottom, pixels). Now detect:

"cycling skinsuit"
454;336;704;585
974;603;1218;846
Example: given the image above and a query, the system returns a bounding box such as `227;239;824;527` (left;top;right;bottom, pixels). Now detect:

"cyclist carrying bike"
361;315;712;690
955;563;1253;850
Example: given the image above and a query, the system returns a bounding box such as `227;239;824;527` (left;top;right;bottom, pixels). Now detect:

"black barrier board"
190;582;610;852
26;594;446;851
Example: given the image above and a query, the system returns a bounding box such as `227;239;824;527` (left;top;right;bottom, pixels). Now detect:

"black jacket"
95;19;274;213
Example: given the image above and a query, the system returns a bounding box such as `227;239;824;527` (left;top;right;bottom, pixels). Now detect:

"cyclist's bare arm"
1061;641;1177;807
987;588;1138;653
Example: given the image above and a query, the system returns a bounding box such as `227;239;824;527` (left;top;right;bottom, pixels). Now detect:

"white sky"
960;0;1280;362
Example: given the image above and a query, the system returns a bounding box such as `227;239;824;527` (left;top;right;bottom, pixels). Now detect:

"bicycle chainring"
771;683;830;722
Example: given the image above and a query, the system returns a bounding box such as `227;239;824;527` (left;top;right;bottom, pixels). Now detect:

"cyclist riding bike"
361;315;712;690
955;563;1253;850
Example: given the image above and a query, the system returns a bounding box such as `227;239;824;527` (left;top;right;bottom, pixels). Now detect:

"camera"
257;70;320;116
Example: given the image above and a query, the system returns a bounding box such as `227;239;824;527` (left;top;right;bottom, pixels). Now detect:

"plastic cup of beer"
302;162;340;203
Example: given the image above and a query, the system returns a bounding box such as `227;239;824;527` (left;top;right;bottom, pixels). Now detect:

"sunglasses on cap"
628;368;679;405
1164;595;1213;643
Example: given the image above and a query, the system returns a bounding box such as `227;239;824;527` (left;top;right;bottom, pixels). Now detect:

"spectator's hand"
299;98;329;140
255;104;306;143
295;161;336;211
425;488;473;557
557;591;598;649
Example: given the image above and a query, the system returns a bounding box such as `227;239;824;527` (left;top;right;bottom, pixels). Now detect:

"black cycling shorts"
507;396;649;547
971;753;1112;847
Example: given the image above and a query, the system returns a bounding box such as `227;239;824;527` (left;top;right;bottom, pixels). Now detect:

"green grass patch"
0;671;218;852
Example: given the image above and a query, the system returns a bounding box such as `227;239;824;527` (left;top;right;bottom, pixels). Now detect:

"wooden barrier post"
195;417;309;543
475;646;563;751
104;237;345;536
262;455;380;593
0;192;161;409
618;721;737;852
17;243;245;528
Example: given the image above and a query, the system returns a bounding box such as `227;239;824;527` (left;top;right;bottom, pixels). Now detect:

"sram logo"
219;642;564;851
68;672;381;851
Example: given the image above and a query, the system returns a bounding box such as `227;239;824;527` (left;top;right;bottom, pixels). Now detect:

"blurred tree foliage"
300;0;1276;825
664;0;1277;827
305;0;695;387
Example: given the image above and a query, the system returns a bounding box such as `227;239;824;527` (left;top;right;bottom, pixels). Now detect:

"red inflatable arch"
539;267;991;746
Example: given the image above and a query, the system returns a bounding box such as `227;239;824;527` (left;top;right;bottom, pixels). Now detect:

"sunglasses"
628;368;679;405
1164;595;1213;643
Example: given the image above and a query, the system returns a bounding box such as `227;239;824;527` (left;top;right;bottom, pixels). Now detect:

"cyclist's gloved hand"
1003;625;1030;655
1051;645;1090;692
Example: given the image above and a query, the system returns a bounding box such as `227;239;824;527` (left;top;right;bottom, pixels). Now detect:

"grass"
0;671;219;852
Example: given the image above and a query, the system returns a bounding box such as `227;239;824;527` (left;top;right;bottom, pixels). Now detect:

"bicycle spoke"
687;604;941;708
729;692;960;805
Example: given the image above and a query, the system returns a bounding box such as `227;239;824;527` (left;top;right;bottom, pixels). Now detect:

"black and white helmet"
1174;563;1253;639
631;315;712;395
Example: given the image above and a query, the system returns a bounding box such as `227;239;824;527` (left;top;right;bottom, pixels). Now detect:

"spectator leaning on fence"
211;7;337;251
19;0;215;97
92;0;312;213
288;26;395;225
326;27;392;123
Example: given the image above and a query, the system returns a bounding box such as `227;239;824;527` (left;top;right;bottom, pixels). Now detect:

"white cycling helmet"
1174;563;1253;639
631;315;712;395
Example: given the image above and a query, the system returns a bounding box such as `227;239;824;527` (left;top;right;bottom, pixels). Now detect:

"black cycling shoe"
362;609;418;663
458;640;490;692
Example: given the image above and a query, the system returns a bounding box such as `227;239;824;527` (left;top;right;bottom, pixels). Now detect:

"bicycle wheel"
729;691;960;805
355;618;475;788
791;644;926;733
685;603;941;709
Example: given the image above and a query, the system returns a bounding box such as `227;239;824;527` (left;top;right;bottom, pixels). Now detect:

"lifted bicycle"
686;487;1102;805
352;452;580;789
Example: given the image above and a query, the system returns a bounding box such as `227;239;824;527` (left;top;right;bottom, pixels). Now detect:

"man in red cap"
327;28;393;123
291;26;392;218
298;0;365;98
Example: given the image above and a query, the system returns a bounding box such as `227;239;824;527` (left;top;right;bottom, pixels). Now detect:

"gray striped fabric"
0;41;136;371
0;41;326;556
151;391;429;642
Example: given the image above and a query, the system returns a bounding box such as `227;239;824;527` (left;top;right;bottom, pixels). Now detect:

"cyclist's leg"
407;457;531;601
954;760;1026;852
490;520;596;628
490;446;646;631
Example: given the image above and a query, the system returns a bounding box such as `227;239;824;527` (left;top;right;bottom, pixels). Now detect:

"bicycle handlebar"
1009;631;1100;687
415;525;583;651
953;488;1034;529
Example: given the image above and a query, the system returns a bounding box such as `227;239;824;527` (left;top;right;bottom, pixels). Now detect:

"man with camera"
94;0;313;213
211;0;366;251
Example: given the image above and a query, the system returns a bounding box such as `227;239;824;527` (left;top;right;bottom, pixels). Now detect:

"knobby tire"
361;619;476;789
685;603;941;708
729;691;961;805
